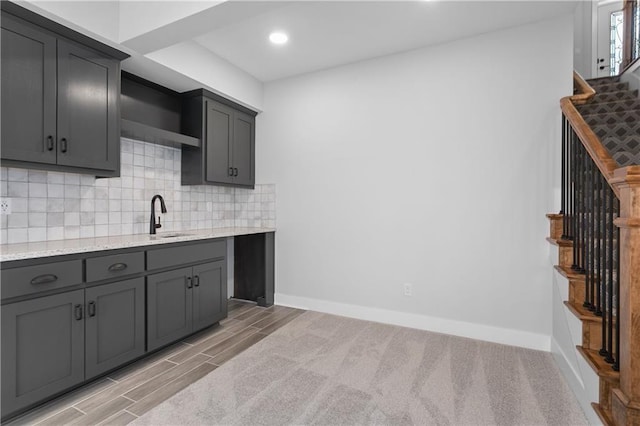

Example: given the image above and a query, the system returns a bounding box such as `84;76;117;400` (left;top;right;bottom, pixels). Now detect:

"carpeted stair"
577;76;640;166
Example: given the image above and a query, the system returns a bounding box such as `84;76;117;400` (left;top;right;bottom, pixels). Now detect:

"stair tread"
592;90;639;103
577;98;640;114
601;136;640;166
564;301;603;323
546;236;573;247
586;76;621;86
577;346;620;380
554;264;585;280
592;121;640;131
587;75;620;87
592;403;615;426
612;151;640;167
593;81;630;93
583;110;640;125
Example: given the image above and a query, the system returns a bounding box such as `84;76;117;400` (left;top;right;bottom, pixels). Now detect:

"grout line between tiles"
124;409;139;418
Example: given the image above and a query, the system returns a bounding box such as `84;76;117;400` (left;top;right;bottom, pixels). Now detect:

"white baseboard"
275;293;551;351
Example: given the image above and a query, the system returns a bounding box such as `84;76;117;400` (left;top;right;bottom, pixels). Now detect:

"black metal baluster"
581;145;591;310
595;169;602;316
590;159;597;311
575;140;583;272
613;198;620;371
561;116;567;235
600;173;609;358
572;130;580;269
577;141;588;272
566;119;574;241
605;185;615;364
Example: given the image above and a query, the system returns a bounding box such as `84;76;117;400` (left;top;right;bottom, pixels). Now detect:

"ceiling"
192;1;577;82
22;0;579;107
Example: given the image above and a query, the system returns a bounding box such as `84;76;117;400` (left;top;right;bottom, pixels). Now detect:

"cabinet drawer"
86;252;145;282
147;240;226;271
1;260;83;300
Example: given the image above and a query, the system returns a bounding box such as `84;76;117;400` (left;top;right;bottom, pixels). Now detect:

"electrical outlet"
0;198;11;215
403;283;412;297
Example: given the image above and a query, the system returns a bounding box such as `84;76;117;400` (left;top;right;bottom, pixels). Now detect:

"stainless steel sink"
150;232;193;239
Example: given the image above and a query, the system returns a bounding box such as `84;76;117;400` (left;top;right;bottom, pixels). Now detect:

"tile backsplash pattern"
0;138;275;244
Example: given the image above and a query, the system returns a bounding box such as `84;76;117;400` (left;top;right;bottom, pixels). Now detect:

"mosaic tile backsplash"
0;138;276;244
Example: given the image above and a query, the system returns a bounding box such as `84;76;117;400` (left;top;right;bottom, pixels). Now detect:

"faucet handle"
155;216;162;229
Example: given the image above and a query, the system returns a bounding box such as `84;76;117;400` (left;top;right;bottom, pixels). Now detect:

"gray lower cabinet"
147;267;193;352
85;278;145;379
1;278;145;418
193;260;227;331
1;237;231;420
147;260;227;351
1;290;86;417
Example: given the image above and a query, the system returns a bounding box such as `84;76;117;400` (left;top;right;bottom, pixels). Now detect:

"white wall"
573;1;595;79
145;41;264;111
257;16;573;350
118;1;220;43
27;1;120;42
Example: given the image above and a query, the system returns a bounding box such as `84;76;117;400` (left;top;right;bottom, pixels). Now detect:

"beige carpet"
132;311;588;425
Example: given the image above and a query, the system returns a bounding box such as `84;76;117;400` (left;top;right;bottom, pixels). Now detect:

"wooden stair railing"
551;71;640;425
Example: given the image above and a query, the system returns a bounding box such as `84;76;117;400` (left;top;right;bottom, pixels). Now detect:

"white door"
596;1;624;77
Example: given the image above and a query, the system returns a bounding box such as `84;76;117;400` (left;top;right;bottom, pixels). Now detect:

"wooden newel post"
611;165;640;426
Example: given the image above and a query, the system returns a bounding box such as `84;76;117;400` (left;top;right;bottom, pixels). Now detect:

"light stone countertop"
0;227;275;262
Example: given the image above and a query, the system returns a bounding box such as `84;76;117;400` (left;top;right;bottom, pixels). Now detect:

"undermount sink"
150;232;193;239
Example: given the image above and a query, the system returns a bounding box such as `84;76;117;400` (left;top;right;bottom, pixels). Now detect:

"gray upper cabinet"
182;92;257;188
1;14;57;165
56;40;119;172
1;290;85;416
85;278;145;379
205;101;234;185
0;4;127;176
232;111;256;187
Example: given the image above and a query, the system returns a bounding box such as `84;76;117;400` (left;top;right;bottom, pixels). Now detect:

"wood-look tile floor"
5;300;305;426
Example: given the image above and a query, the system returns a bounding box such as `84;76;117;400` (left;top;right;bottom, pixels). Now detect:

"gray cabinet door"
56;40;119;172
147;267;193;351
205;100;234;184
192;260;227;331
232;111;255;187
1;14;57;165
85;278;145;379
1;290;85;418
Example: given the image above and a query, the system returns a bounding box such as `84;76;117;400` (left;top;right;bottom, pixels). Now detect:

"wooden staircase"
550;72;640;425
547;214;620;425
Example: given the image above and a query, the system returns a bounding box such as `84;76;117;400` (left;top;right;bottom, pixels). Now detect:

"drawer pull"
193;275;200;287
108;263;128;272
186;276;193;289
74;304;83;321
88;301;96;317
30;274;58;285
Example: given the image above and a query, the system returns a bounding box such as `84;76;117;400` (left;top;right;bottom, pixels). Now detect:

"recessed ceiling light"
269;32;288;45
